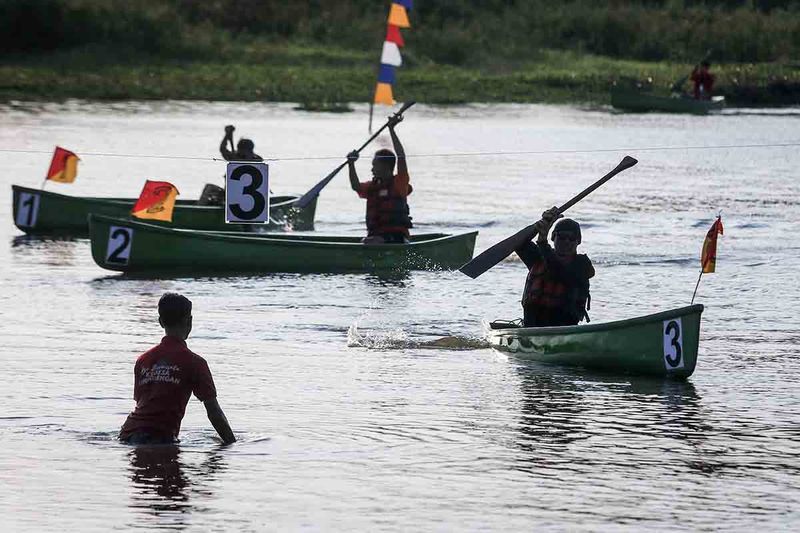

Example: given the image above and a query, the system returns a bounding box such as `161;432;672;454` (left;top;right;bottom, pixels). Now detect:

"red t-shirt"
119;336;217;440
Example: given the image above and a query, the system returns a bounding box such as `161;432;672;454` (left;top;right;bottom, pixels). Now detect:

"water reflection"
127;444;227;527
512;362;710;473
10;235;80;266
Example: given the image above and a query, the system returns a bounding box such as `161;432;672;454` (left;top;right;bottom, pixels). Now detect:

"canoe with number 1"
11;184;317;235
486;304;704;378
88;214;478;274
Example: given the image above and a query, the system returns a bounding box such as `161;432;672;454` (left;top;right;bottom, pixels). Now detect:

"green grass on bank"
1;46;798;106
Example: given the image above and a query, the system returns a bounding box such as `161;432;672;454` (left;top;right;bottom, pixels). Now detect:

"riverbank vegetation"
2;0;799;105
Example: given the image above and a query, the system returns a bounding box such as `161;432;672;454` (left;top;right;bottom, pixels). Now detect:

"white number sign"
226;162;270;223
106;226;134;265
663;318;684;370
15;192;40;228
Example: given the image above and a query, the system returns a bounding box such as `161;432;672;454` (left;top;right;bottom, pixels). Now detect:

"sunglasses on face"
553;232;578;242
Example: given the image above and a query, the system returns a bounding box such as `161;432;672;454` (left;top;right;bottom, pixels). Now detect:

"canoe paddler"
690;61;715;100
119;293;235;445
219;124;263;162
514;207;594;327
347;114;413;244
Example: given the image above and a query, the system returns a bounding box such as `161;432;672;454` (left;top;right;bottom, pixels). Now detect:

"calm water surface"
1;101;799;530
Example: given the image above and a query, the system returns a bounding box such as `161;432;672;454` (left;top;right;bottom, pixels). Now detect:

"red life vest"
523;254;592;325
364;177;413;236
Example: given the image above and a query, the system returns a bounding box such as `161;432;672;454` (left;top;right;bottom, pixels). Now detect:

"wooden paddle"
293;101;416;209
670;49;713;95
459;155;638;279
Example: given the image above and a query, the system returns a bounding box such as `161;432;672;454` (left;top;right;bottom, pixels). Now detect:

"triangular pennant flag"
386;24;405;47
374;83;395;105
388;3;411;28
377;64;396;85
46;146;79;183
700;215;724;273
381;41;402;67
131;180;180;222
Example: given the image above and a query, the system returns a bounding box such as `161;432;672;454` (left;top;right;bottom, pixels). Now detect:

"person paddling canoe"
219;125;263;162
690;61;715;100
119;293;235;445
200;125;265;205
515;207;594;327
347;114;413;244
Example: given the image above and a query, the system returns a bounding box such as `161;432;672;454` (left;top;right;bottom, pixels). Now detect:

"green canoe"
611;87;725;114
486;305;704;378
88;214;478;274
11;184;316;235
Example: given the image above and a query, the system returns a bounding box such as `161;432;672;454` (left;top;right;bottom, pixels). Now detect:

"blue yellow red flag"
46;146;79;183
131;180;179;222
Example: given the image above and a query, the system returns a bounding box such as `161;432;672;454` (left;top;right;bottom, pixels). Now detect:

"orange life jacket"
523;255;592;325
364;178;413;236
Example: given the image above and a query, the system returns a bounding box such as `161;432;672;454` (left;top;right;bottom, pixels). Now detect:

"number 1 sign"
226;162;270;223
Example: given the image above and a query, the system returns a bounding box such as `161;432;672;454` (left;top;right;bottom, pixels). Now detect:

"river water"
1;101;799;531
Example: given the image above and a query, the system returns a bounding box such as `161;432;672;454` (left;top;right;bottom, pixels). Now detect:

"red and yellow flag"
131;180;179;222
700;215;724;273
46;146;79;183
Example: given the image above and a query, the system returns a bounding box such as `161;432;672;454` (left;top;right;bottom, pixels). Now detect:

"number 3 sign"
226;162;270;223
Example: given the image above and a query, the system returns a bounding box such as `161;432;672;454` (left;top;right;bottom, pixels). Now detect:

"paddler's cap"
551;218;582;244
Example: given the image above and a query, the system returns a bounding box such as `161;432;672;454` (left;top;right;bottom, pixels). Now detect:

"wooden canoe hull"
486;305;704;378
89;214;478;274
11;184;316;235
611;87;725;114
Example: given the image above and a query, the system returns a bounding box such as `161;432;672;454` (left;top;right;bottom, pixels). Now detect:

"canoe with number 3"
486;305;704;378
89;214;478;274
11;184;316;235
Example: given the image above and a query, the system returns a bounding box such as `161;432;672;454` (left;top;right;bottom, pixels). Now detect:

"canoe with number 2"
486;305;704;378
89;214;478;274
11;184;317;235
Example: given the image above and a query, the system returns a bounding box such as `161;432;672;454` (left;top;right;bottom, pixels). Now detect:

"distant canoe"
88;214;478;274
486;305;704;378
611;87;725;114
11;184;316;235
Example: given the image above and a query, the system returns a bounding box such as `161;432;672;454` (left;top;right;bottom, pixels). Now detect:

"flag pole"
690;270;703;304
368;101;375;134
40;178;47;190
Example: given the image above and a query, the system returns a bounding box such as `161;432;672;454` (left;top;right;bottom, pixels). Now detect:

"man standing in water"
347;115;413;244
515;207;594;327
119;293;235;445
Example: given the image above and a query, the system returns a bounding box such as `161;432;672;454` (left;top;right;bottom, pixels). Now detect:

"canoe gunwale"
487;304;704;337
89;214;477;249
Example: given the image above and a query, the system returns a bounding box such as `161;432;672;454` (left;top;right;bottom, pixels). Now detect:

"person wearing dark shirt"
219;125;263;162
347;114;413;244
690;61;715;100
119;293;235;445
515;207;594;327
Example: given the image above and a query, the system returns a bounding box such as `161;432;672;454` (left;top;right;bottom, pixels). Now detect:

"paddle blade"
459;230;530;279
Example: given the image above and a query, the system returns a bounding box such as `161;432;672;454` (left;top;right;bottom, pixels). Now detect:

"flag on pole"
700;215;724;273
372;2;413;108
46;146;79;183
131;180;179;222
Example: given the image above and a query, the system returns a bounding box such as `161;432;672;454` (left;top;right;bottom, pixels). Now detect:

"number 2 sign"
226;162;270;223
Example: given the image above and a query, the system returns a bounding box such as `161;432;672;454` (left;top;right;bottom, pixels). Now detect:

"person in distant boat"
219;124;263;161
119;293;235;445
347;114;413;244
690;61;715;100
514;208;594;327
